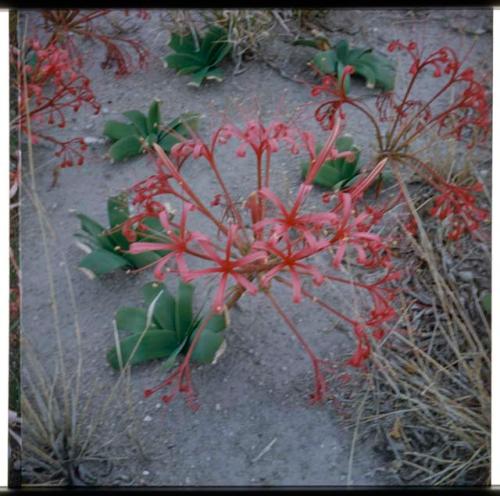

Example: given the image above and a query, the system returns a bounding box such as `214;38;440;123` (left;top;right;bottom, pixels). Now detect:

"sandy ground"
19;8;492;486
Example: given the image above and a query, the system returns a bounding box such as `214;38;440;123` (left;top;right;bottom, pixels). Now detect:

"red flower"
129;203;203;281
254;184;337;243
429;181;488;240
255;237;328;303
182;225;267;313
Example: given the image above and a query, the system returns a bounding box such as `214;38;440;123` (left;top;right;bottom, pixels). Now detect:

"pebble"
83;136;106;145
458;271;474;282
215;403;221;411
144;415;152;422
142;470;150;476
156;403;161;409
102;107;110;114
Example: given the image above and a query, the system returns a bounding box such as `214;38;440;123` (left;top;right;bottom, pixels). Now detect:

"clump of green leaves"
107;281;227;369
103;100;199;162
294;37;396;91
164;25;232;87
301;135;361;189
75;192;168;278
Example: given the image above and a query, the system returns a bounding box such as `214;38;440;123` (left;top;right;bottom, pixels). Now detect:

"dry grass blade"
351;171;490;486
17;15;151;486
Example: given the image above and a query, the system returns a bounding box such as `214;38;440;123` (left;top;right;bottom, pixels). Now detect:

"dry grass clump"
348;179;490;486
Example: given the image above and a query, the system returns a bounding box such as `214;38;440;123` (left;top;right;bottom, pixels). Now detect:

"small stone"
144;415;152;422
458;271;474;282
215;403;221;411
83;136;106;145
156;403;161;409
185;476;191;484
142;470;150;476
102;107;110;114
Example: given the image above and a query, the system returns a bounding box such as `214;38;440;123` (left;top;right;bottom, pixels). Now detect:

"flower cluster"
429;180;489;240
310;40;491;241
12;38;100;170
123;116;400;407
42;9;149;77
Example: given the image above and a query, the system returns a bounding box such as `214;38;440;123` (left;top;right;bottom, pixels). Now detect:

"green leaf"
158;133;181;153
336;40;349;61
161;337;188;371
164;53;203;73
481;293;491;315
205;67;224;82
166;26;230;85
107;329;179;370
335;135;354;152
122;251;161;268
76;213;106;239
115;307;148;333
165;112;200;133
147;100;161;134
310;39;395;92
200;25;228;59
79;249;130;277
312;50;337;75
142;282;177;331
123;110;149;137
103;120;137;141
175;282;194;341
354;61;377;89
204;313;226;333
301;135;361;189
76;213;115;251
107;192;130;228
187;67;209;87
191;331;224;364
109;135;143;162
168;31;198;55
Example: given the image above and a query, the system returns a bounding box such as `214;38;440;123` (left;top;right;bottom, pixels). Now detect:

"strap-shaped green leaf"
312;50;337;75
168;32;198;55
76;213;106;238
187;67;209;87
122;251;161;268
123;110;149;137
79;249;130;277
107;192;130;229
115;307;148;333
175;282;194;341
189;314;227;364
147;100;161;134
103;121;137;141
335;39;349;62
205;67;225;83
109;135;143;162
164;53;203;73
76;213;115;251
142;282;177;331
107;328;179;369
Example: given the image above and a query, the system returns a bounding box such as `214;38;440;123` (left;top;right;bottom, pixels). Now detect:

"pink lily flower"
128;202;204;281
182;225;267;313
